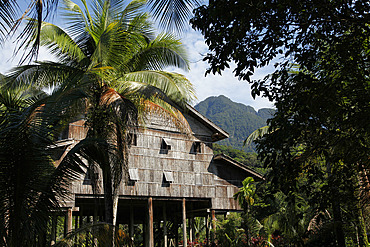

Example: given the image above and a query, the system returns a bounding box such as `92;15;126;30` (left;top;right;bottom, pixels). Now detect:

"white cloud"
173;29;274;110
0;37;57;75
0;18;274;110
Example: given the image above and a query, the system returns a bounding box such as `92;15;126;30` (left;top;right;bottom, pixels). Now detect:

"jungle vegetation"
0;0;369;246
0;0;195;245
192;0;370;245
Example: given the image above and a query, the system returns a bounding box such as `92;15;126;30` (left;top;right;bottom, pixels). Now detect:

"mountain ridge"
194;95;275;151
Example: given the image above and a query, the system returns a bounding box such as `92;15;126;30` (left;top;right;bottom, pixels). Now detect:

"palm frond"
148;0;200;32
244;126;271;147
38;22;86;62
124;32;189;72
119;0;147;23
61;0;91;37
0;0;17;44
6;61;85;89
12;0;59;62
0;85;87;245
117;70;195;107
54;222;132;246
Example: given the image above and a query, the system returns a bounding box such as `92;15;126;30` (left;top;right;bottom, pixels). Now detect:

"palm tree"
8;0;195;226
234;177;256;211
0;78;88;246
233;177;257;246
0;0;199;61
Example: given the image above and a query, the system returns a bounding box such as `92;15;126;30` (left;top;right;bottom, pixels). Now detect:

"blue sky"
0;0;274;110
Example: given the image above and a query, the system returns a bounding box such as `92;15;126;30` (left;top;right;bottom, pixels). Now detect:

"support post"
79;206;83;228
130;205;134;241
211;210;216;243
148;197;154;247
65;208;73;236
174;216;179;247
189;217;194;244
182;198;187;247
93;203;98;224
113;195;119;226
205;213;209;246
163;204;168;247
75;215;78;230
92;204;98;247
51;214;57;245
74;214;79;244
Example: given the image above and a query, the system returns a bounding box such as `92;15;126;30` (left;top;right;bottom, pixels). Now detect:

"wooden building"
54;106;263;246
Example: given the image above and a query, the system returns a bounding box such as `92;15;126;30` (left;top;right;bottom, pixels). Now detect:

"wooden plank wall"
70;112;244;211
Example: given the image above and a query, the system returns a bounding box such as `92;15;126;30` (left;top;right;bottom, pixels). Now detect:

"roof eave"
186;105;229;142
213;153;264;180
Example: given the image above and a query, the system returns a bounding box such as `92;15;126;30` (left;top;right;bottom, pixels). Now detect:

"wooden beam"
211;210;216;243
205;214;209;246
175;216;179;247
86;215;91;247
182;198;187;247
50;214;57;245
66;208;73;235
163;204;168;247
79;206;83;229
189;217;194;244
148;197;154;247
130;205;134;241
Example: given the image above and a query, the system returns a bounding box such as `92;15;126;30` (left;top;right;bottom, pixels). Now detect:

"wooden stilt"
163;204;168;247
130;205;134;241
113;195;119;226
51;214;57;245
182;198;187;247
92;204;98;247
74;213;78;244
65;208;73;235
205;213;209;246
86;214;91;247
148;197;154;247
189;217;193;244
175;216;179;247
211;210;216;243
93;203;98;224
79;206;83;228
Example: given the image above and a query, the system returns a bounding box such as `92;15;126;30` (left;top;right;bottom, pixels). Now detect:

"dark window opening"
161;138;172;150
57;127;69;141
128;133;137;146
191;141;202;154
163;171;174;183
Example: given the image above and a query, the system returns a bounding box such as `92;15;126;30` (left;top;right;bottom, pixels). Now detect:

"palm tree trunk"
113;194;119;226
103;168;114;225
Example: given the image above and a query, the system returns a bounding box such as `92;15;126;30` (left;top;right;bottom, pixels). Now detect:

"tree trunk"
331;199;346;247
356;169;370;247
327;162;346;247
103;168;114;225
356;203;369;247
113;195;119;226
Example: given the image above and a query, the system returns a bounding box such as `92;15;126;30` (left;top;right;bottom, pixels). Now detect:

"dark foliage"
192;0;370;244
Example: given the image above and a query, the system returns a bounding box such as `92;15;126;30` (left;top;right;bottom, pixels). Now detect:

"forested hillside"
194;95;274;151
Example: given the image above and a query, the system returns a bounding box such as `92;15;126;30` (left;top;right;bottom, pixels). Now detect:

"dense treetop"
192;1;370;245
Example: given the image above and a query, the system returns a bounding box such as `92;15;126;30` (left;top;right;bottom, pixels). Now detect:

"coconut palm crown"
8;0;195;225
